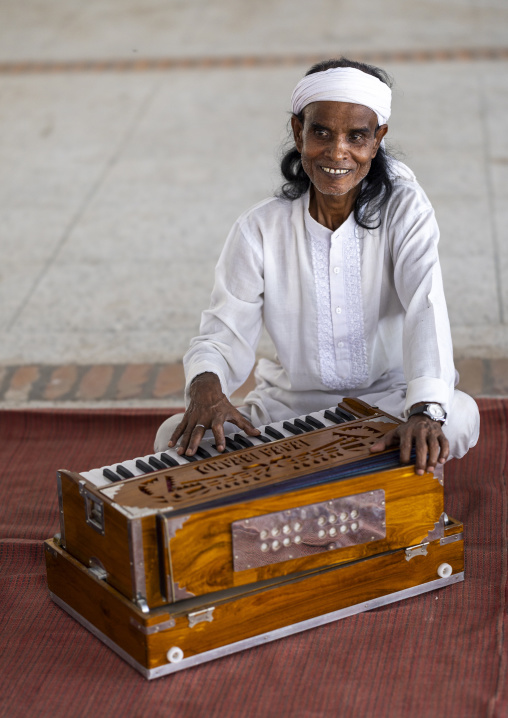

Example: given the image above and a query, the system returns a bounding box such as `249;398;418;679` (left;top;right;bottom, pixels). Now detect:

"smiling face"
291;100;387;200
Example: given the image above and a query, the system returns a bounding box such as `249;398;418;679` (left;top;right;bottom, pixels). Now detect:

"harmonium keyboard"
45;398;464;679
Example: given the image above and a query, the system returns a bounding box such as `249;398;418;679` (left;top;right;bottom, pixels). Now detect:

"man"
155;58;480;475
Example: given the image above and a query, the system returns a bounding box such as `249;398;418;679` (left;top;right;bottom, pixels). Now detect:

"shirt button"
335;307;342;314
337;341;344;348
333;266;340;274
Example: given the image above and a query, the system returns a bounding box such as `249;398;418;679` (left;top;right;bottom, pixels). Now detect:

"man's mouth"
321;167;351;175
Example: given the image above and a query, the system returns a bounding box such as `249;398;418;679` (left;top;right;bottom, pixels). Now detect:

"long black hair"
278;58;394;230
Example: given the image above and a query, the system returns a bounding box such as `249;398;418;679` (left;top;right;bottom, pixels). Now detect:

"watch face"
427;403;445;419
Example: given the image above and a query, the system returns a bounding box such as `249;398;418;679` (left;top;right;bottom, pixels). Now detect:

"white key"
159;446;196;465
117;458;147;476
262;420;295;439
307;409;338;428
198;440;221;456
80;469;110;487
232;431;266;447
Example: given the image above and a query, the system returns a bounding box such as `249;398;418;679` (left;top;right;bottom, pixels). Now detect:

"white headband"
291;67;391;126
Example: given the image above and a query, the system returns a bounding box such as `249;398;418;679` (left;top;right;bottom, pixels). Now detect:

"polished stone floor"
1;0;507;404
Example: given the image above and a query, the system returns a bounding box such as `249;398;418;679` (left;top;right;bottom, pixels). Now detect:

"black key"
293;418;315;432
283;421;304;435
136;459;155;474
335;407;357;422
234;434;254;448
257;434;272;443
116;465;134;479
305;415;325;429
324;409;345;424
181;453;198;462
103;468;122;482
225;437;243;451
195;445;212;459
148;456;166;470
160;452;179;468
264;426;285;440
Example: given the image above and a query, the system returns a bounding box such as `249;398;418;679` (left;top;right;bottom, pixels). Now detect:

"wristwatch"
408;403;447;423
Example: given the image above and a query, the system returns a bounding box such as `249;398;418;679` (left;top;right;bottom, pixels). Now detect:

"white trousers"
154;388;480;460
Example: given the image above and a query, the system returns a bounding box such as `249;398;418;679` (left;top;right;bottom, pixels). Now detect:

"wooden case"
45;517;464;679
57;409;446;609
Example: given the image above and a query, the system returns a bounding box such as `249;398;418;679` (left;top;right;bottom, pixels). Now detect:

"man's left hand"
370;414;449;475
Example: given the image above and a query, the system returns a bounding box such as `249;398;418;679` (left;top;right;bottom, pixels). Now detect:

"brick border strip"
1;47;508;75
0;359;506;403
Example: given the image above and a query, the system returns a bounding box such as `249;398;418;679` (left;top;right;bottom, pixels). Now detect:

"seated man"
155;58;480;476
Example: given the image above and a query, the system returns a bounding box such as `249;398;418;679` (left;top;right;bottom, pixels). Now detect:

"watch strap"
408;403;447;423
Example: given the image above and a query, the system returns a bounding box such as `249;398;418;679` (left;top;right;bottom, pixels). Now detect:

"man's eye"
314;129;328;137
349;133;365;142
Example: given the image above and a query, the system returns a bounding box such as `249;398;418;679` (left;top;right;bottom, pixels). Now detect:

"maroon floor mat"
0;402;506;718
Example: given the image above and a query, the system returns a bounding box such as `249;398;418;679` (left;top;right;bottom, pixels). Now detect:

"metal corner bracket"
425;512;447;543
128;518;148;609
56;472;66;547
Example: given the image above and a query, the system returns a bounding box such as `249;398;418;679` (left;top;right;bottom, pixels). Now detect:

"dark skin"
169;372;260;456
170;100;450;474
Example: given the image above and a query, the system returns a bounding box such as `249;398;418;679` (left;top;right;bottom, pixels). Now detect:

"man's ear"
372;124;388;156
291;114;304;153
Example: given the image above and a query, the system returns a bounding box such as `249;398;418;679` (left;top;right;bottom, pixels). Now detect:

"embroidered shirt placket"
342;226;369;387
329;231;349;386
310;232;341;389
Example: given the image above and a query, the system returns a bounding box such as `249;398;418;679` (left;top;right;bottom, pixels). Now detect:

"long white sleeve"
387;187;456;415
183;217;265;403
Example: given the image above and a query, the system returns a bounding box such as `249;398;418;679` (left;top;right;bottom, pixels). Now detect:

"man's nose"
328;136;348;160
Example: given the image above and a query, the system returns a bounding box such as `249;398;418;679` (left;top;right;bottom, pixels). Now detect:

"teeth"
322;167;350;175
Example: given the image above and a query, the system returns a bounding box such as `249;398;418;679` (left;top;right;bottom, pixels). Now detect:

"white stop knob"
437;563;452;578
167;646;184;663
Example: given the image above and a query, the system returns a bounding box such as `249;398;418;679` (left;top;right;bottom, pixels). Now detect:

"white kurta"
183;161;457;425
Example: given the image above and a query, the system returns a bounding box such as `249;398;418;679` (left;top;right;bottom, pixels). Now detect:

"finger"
211;419;226;453
413;430;429;476
185;423;207;455
233;413;261;436
177;425;194;454
438;433;450;463
370;428;399;453
177;420;199;455
168;418;187;447
399;427;414;465
426;434;441;472
370;436;387;453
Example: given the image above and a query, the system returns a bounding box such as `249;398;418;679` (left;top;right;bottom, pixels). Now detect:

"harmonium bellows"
45;398;464;679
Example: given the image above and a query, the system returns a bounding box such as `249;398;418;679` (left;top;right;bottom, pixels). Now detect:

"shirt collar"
302;189;356;241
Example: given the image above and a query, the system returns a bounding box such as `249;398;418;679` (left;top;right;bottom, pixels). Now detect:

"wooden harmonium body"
46;399;464;679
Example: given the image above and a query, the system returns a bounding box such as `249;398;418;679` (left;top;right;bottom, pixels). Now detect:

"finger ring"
195;424;206;429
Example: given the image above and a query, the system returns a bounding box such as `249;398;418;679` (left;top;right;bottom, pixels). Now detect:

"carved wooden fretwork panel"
108;416;399;511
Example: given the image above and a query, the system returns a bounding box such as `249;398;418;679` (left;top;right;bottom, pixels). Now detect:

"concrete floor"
1;0;507;402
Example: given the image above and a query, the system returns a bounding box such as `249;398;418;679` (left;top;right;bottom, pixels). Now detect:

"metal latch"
130;616;176;634
405;542;429;561
79;481;105;535
88;558;107;580
135;597;150;614
188;607;215;628
440;532;463;546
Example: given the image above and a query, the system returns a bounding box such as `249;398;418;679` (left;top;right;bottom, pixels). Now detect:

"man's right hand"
168;372;260;456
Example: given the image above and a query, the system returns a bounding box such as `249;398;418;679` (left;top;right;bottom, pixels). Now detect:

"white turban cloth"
291;67;391;127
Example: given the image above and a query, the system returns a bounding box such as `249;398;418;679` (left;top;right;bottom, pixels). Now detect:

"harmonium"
45;398;464;679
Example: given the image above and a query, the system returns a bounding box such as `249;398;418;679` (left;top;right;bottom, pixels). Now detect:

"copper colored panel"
232;490;386;571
